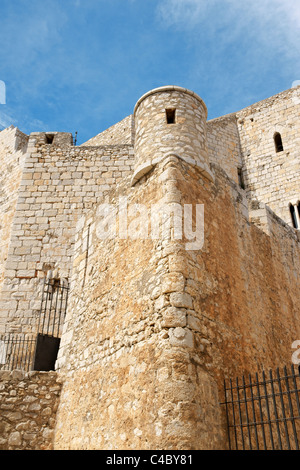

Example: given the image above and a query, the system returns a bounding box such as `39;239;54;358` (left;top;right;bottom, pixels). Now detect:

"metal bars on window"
221;365;300;450
37;278;69;338
0;279;69;372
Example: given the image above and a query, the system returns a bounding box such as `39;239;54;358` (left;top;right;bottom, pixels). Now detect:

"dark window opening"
46;134;55;145
166;109;176;124
274;132;283;152
298;202;300;220
33;334;61;371
237;168;245;190
289;204;298;229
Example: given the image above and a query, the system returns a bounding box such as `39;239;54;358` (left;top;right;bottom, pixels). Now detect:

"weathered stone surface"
54;153;300;449
0;371;61;450
0;85;299;451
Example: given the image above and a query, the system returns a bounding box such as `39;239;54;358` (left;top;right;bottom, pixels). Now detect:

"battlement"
28;132;74;147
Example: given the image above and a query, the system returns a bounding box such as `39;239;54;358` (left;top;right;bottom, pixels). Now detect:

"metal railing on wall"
0;278;69;372
221;365;300;450
37;278;69;338
0;334;37;372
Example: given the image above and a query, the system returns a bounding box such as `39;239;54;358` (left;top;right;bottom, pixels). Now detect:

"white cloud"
156;0;300;51
157;0;300;30
154;0;300;114
156;0;300;82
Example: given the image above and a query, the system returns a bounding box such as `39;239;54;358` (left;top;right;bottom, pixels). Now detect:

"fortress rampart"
0;85;299;450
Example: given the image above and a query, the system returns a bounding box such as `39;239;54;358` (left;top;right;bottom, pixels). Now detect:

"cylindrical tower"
132;85;213;184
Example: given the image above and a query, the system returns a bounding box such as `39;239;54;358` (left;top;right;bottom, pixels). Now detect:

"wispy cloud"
0;1;298;139
156;0;300;61
0;1;84;133
157;0;215;28
0;109;17;129
155;0;300;114
157;0;300;42
157;0;300;31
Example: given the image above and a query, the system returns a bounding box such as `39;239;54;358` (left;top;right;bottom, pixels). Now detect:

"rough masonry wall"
54;154;300;450
0;370;61;450
0;127;28;293
0;85;299;451
82;115;134;146
206;113;242;184
176;161;300;386
237;85;300;225
54;159;226;450
0;135;134;335
133;87;213;184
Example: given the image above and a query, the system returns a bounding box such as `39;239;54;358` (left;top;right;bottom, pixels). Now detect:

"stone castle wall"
206;113;242;184
237;85;300;225
82;115;134;147
0;85;299;450
0;127;28;293
54;157;227;450
0;134;134;335
0;370;61;450
53;151;300;449
133;86;213;184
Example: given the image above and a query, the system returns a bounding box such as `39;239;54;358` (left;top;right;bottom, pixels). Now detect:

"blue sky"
0;0;299;144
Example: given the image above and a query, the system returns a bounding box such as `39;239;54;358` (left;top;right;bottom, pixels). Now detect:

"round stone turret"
132;86;213;184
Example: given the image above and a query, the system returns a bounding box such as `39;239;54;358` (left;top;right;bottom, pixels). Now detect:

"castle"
0;85;299;450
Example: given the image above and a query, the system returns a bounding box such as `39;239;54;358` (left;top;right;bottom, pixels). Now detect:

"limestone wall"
0;127;28;293
52;158;227;450
206;86;300;230
82;115;134;146
133;86;212;184
0;370;61;450
0;85;299;451
237;85;300;226
0;135;134;335
54;153;299;449
206;113;242;184
176;161;300;385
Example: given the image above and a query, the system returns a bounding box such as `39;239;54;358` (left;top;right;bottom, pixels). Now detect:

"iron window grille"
221;365;300;450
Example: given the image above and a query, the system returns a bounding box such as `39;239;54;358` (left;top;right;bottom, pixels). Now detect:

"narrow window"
237;167;245;190
289;204;298;229
166;109;176;124
274;132;283;152
46;134;55;144
298;202;300;220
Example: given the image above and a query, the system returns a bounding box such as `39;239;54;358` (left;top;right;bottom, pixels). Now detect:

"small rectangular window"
274;133;283;152
237;168;245;190
46;134;55;144
290;204;298;229
166;109;176;124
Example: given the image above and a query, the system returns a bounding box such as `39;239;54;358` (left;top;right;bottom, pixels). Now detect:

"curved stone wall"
133;86;213;184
